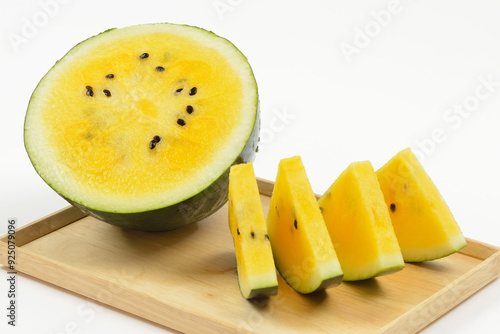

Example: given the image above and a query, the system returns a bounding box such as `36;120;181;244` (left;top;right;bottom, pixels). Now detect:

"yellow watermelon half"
24;23;259;231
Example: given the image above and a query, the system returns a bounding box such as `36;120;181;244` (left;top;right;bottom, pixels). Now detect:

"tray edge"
0;205;85;247
379;249;500;334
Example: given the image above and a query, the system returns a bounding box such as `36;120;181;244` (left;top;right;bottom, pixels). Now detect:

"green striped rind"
402;239;467;262
275;267;343;294
314;275;344;291
341;264;404;282
243;285;278;299
274;258;343;294
237;258;278;299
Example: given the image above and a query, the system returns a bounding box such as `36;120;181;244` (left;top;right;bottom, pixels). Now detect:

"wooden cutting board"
1;178;499;333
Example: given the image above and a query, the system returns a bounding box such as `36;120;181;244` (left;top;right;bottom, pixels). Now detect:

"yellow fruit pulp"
319;161;404;281
25;24;257;213
228;163;278;299
376;148;466;262
267;156;343;294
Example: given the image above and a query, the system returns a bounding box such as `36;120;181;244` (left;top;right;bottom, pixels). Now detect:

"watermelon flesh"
319;161;404;281
24;23;259;231
266;156;343;294
228;163;278;299
376;148;467;262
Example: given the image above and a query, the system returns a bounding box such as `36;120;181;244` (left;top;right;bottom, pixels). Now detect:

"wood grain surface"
0;179;499;334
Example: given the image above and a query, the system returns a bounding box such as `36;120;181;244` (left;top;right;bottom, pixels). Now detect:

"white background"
1;0;499;333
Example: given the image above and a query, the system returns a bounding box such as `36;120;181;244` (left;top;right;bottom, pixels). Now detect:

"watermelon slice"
319;161;404;281
376;148;467;262
228;163;278;299
266;156;343;294
24;23;259;231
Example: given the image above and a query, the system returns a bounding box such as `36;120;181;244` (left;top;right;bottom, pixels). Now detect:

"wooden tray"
1;178;499;334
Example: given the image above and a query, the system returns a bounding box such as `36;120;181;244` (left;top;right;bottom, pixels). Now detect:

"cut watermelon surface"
376;148;467;262
24;23;259;231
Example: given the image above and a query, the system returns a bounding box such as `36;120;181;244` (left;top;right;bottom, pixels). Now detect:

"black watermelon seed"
105;74;114;79
86;86;94;97
177;119;186;126
175;88;183;93
186;105;194;114
150;136;161;149
156;66;165;72
390;203;396;212
319;206;323;213
265;234;269;240
103;89;111;97
237;228;240;235
140;53;149;59
250;232;255;238
294;219;298;229
189;87;197;95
